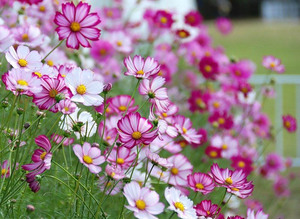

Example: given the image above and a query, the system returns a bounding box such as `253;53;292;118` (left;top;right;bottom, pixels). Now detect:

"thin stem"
42;40;64;62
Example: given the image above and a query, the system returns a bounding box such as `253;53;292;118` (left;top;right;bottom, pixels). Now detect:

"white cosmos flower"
164;187;196;219
60;108;97;139
65;67;104;106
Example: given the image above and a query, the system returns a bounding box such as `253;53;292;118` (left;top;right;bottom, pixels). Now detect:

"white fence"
250;75;300;166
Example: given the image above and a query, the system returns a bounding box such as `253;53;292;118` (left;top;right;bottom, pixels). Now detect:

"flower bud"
1;100;9;108
17;107;24;115
103;83;112;93
26;205;35;212
24;122;30;129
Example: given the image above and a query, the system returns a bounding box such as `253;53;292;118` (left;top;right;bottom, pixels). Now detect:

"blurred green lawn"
206;19;300;218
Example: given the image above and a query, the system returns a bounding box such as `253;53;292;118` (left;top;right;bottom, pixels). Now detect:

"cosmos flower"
246;209;268;219
184;10;203;27
282;114;297;132
262;56;285;73
216;17;233;35
65;67;104;106
153;10;174;29
54;1;101;49
57;99;77;115
73;142;105;174
187;172;215;195
106;146;136;169
0;26;14;52
109;95;138;115
198;56;219;80
123;181;164;219
194;200;220;218
124;55;160;79
165;187;196;219
117;112;158;148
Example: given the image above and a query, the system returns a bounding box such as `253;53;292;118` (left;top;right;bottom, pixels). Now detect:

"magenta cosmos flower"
262;55;285;73
110;95;138;115
123;181;164;219
153;10;174;29
33;75;72;113
184;10;203;27
210;163;254;199
117;112;158;148
199;56;219;80
216;17;232;35
194;200;220;218
73;142;105;174
54;2;101;49
187;172;215;195
124;55;160;79
282;114;297;132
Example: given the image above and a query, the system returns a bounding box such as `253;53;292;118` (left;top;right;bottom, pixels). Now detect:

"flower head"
187;172;215;195
282;114;297;132
262;56;285;73
194;200;220;218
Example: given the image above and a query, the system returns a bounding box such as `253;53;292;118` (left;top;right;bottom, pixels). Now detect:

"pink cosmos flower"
54;2;101;49
110;31;132;53
165;187;197;219
262;56;285;73
22;135;52;192
98;117;119;145
173;115;202;144
33;75;72;113
264;153;284;172
51;134;74;146
167;154;193;187
153;10;174;29
12;25;44;48
73;142;105;174
5;45;42;72
2;68;42;96
139;76;169;112
106;146;136;169
216;17;232;35
209;111;234;130
210;163;254;199
229;60;256;82
110;95;138;115
91;39;114;62
123;181;164;219
231;156;253;175
1;160;18;178
0;26;14;52
282;114;297;132
65;67;104;106
98;176;123;195
199;56;219;80
17;0;43;5
184;10;203;27
105;164;125;180
246;209;268;219
194;200;220;218
57;99;77;115
205;146;222;159
124;55;160;79
145;148;172;169
187;172;215;195
188;90;210;113
191;128;207;148
273;176;290;197
117;112;158;148
211;135;238;159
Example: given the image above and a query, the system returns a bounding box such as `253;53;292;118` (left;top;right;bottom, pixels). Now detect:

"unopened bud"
17;108;24;115
103;83;112;93
63;130;71;138
92;143;99;148
24;122;30;129
1;100;9;108
26;204;35;212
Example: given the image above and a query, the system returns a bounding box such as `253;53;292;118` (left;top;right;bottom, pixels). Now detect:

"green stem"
42;40;64;62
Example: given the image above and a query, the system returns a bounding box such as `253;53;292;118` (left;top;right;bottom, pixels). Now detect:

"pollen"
117;158;124;164
174;202;185;212
179;141;186;148
182;127;187;134
132;131;142;140
17;80;28;86
106;10;113;17
178;31;188;38
137;70;144;75
284;121;291;128
162;113;168;117
206;210;211;215
221;144;228;150
40;152;47;160
47;60;54;66
64;107;69;112
39;5;46;12
232;187;239;191
34;72;42;78
225;177;233;185
118;105;127;111
204;65;212;72
49;89;58;98
76;84;86;95
171;167;179;175
196;183;204;190
235;70;241;76
116;41;122;47
210;151;217;157
1;168;7;175
160;16;167;24
18;59;28;67
70;22;81;32
238;161;246;168
99;49;107;55
218;118;225;125
213;101;220;108
136;199;146;210
83;155;93;164
106;136;111;140
270;62;276;68
22;33;29;41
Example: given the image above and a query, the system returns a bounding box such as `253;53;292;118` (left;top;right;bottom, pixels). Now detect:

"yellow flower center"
235;70;241;76
49;89;58;98
22;33;29;41
64;107;69;112
1;168;7;175
232;187;239;191
18;59;28;67
238;161;245;168
205;51;211;57
17;80;28;86
179;141;187;148
118;105;127;111
196;183;204;190
117;158;124;164
284;121;291;128
160;16;167;24
225;177;233;185
39;5;46;12
171;167;179;175
111;172;115;178
210;151;217;158
76;85;86;95
206;210;211;215
83;155;93;164
116;41;122;47
136;199;146;210
178;31;187;38
182;127;187;134
174;202;185;212
218;118;225;125
204;65;212;72
213;101;220;108
106;10;113;17
157;70;163;76
99;49;106;55
70;22;81;32
132;131;142;140
34;72;42;78
137;70;144;75
40;151;47;160
221;144;228;150
196;98;205;108
47;60;54;66
162;112;168;117
270;62;276;68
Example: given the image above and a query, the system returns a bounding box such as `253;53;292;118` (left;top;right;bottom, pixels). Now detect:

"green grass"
206;19;300;218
